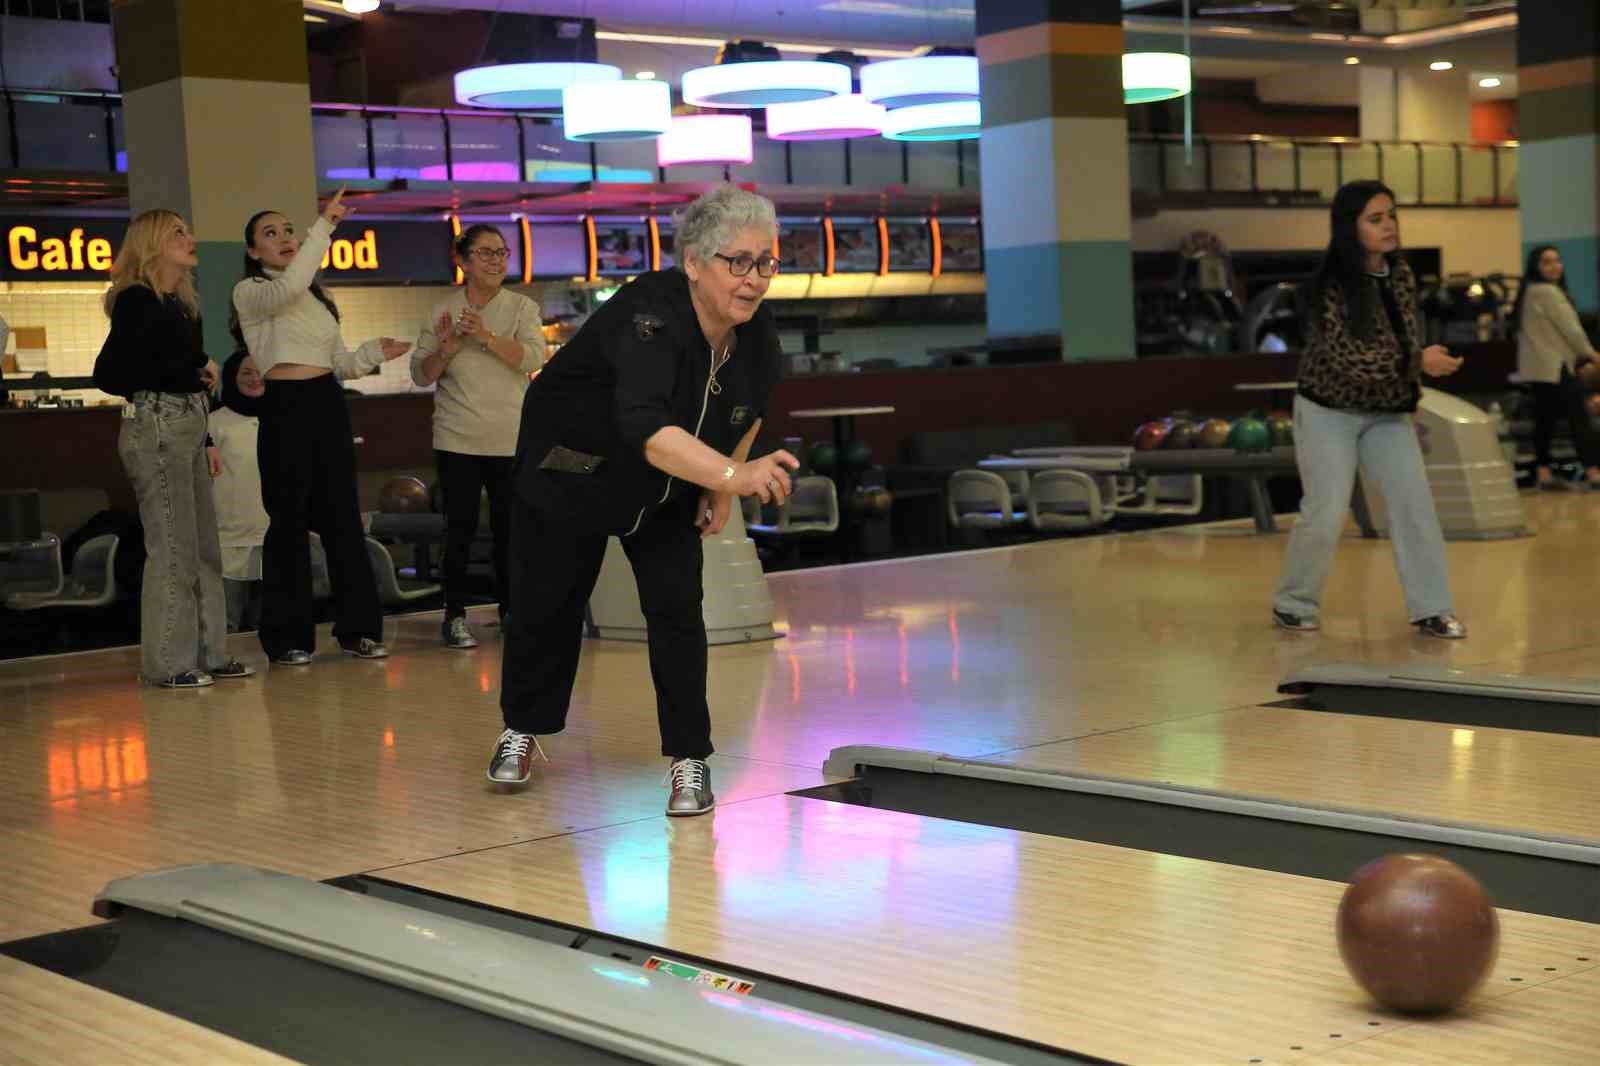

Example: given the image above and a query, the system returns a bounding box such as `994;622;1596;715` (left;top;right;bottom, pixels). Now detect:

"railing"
0;89;1522;208
1131;133;1518;207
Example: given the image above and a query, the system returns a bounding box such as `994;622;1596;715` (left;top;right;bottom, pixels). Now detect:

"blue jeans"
118;391;228;679
1274;395;1454;623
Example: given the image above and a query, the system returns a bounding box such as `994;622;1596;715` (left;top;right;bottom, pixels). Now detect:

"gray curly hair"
672;184;777;270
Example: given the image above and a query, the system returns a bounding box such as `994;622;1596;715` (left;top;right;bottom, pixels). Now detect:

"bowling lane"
1316;966;1600;1066
0;955;295;1066
977;706;1599;842
378;794;1600;1066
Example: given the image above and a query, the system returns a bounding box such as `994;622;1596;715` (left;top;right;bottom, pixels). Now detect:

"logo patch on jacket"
731;406;751;426
633;313;664;341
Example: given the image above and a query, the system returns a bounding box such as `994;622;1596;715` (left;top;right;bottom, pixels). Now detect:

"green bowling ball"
1228;415;1273;454
809;441;839;472
843;439;874;469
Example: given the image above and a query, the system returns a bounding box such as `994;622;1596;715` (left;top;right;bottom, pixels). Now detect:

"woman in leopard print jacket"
1272;180;1467;640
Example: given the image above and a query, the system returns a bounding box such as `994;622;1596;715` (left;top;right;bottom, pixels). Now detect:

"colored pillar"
1518;4;1600;311
113;0;319;357
976;0;1134;360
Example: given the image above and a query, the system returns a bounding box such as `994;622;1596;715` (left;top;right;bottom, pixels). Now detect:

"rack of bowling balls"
1131;410;1293;454
1580;361;1600;417
801;438;893;518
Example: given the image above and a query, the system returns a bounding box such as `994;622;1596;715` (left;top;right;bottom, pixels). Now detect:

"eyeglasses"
468;248;511;262
713;252;779;278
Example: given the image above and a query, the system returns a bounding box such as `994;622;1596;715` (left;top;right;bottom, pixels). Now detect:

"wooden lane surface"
0;613;821;943
379;794;1600;1066
979;706;1600;842
0;955;294;1066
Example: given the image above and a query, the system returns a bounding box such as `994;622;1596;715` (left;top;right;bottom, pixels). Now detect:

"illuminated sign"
320;230;379;271
316;220;455;286
0;218;124;280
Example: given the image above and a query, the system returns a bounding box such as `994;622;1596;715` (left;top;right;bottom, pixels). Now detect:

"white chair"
1115;474;1205;517
1026;470;1109;532
995;467;1029;508
947;470;1026;530
743;475;840;535
365;536;441;606
6;533;120;611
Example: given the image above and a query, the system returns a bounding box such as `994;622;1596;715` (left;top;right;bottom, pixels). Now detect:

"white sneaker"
443;617;479;649
666;758;715;817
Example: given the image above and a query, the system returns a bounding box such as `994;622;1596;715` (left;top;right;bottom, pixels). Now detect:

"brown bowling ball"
1579;360;1600;391
1196;417;1232;449
1587;393;1600;418
379;476;432;514
1336;854;1499;1014
1134;419;1172;451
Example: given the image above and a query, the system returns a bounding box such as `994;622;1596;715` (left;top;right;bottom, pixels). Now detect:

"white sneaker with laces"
487;729;546;785
666;758;715;817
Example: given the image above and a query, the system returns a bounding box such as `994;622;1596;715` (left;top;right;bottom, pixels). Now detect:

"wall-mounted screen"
528;222;588;279
594;221;650;276
937;219;983;272
777;220;823;275
885;220;932;273
830;218;879;274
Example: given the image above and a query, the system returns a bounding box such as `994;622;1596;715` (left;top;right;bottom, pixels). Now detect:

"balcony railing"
1131;133;1518;207
0;89;1520;208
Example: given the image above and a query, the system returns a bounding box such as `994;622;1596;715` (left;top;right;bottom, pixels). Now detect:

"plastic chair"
1026;470;1109;532
365;536;441;606
947;470;1026;530
1;533;64;605
744;476;841;535
6;533;119;610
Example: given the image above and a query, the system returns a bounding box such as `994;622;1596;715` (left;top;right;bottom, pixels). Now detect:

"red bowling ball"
1336;854;1499;1013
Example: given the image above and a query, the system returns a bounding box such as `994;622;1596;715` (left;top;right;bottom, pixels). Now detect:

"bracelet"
722;464;737;481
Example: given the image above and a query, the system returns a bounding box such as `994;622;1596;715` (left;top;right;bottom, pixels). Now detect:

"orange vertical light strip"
520;217;533;285
449;214;463;285
929;217;943;278
647;217;661;272
822;217;835;277
583;216;598;282
876;216;889;276
771;229;780;260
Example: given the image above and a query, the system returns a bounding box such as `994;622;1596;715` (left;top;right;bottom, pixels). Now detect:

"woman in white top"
1512;244;1600;490
209;350;270;632
231;189;410;665
410;223;545;648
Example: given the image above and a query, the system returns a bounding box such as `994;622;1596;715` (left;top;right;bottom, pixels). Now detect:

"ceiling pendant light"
562;79;672;141
657;114;754;166
1122;52;1192;104
859;56;978;109
765;94;886;141
682;59;851;108
880;100;980;141
455;62;621;109
342;0;380;13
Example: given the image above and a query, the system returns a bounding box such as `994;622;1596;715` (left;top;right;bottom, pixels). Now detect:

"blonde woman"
92;210;253;687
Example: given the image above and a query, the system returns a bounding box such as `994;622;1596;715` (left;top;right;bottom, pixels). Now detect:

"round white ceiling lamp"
456;62;622;109
765;94;886;140
682;60;851;108
342;0;380;13
1123;52;1192;104
562;79;672;141
880;100;980;141
657;114;755;166
859;56;979;109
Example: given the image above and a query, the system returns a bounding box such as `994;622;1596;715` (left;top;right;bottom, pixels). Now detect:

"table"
789;406;896;561
1233;380;1297;413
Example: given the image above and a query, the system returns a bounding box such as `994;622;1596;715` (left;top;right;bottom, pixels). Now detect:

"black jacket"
514;270;783;535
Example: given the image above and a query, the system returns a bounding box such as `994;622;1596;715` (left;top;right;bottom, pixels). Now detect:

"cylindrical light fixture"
343;0;380;13
860;56;979;109
682;60;851;108
880;100;980;141
657;114;754;166
765;94;886;140
562;79;672;141
1122;52;1192;104
456;63;621;109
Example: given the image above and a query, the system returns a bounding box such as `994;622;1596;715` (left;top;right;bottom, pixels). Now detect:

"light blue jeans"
1274;395;1453;623
119;391;228;680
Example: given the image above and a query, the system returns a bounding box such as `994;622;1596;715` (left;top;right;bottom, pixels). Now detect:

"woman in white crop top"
231;189;410;666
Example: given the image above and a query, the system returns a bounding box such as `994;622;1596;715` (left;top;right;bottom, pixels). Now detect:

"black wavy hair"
455;223;506;260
